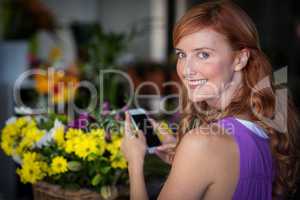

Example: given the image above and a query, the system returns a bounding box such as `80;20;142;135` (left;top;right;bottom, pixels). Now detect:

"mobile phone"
128;108;161;153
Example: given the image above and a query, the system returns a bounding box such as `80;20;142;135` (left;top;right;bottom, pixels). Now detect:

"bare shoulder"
171;125;239;187
176;124;238;159
158;124;239;199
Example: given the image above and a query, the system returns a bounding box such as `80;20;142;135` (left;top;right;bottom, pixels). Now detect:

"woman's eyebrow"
192;47;215;52
174;48;183;52
174;47;215;52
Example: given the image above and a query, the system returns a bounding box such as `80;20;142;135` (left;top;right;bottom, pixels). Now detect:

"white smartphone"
128;108;161;154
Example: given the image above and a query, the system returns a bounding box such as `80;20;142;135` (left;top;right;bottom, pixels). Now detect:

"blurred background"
0;0;299;199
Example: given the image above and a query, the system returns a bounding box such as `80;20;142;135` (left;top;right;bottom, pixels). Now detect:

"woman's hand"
121;112;147;168
121;112;149;200
149;119;177;165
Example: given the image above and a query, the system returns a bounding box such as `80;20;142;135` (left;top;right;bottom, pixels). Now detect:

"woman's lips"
186;79;208;89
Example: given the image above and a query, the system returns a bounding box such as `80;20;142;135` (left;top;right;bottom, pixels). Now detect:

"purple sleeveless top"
218;117;274;200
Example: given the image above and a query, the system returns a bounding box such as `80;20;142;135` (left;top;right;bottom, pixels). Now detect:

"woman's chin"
188;94;214;103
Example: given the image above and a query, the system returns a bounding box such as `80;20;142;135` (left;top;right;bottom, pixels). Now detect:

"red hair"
173;1;300;198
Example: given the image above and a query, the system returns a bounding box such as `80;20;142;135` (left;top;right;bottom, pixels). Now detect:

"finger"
162;134;177;143
154;150;165;159
152;121;174;140
125;112;131;124
154;150;172;164
148;118;158;129
159;135;177;145
125;112;133;137
134;129;146;143
156;143;176;151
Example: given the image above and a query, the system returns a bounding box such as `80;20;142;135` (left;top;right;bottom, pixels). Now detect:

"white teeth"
188;79;207;86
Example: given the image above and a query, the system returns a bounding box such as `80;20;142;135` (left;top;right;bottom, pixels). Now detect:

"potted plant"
0;108;129;200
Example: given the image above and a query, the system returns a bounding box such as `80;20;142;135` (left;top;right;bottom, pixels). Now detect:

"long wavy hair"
172;1;300;198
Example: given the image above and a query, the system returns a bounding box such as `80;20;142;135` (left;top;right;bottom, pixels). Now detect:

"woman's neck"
234;112;253;121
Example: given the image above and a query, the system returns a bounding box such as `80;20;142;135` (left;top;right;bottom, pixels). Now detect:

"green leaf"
67;161;82;172
88;153;98;160
100;166;111;174
91;174;102;186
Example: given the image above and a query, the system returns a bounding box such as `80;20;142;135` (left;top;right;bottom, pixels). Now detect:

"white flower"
35;133;52;149
12;154;22;165
14;106;34;115
35;119;65;148
49;119;65;140
5;117;17;125
23;116;32;122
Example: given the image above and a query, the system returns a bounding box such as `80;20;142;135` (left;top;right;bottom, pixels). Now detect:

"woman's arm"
121;114;231;200
128;161;148;200
157;130;219;199
121;112;149;200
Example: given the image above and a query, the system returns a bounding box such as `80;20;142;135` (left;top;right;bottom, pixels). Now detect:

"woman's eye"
197;52;210;59
176;52;186;59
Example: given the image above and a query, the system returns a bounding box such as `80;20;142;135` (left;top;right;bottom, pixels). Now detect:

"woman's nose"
183;56;198;77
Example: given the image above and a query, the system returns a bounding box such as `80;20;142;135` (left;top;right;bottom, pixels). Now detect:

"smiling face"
175;28;245;109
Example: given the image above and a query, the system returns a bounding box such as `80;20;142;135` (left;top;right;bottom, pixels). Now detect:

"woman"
121;1;300;199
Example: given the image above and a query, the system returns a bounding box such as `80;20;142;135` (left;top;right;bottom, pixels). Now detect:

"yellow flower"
15;117;31;129
17;152;47;184
34;69;79;103
50;71;79;104
64;129;106;159
16;140;31;156
1;116;44;157
66;128;83;139
22;152;40;164
90;129;106;156
1;123;17;155
48;47;63;62
1;117;26;155
90;128;105;140
17;162;46;184
110;152;127;169
64;137;77;153
106;133;127;169
50;156;68;175
34;73;48;94
1;139;14;155
22;126;45;144
106;138;121;156
16;126;45;156
2;123;18;138
53;126;65;147
74;135;97;159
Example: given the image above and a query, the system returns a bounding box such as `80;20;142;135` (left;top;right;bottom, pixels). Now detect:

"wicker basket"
33;182;128;200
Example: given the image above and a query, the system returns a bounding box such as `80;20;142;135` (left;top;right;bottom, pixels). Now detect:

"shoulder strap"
235;118;269;139
217;117;257;178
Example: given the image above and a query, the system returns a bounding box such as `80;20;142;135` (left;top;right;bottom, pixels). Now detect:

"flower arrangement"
34;67;79;104
0;110;128;198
